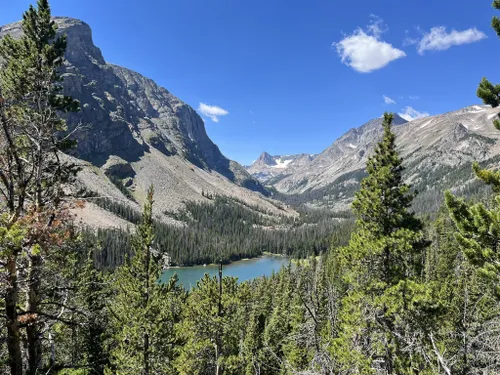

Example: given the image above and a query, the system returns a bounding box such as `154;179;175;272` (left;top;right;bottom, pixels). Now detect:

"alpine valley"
1;17;499;265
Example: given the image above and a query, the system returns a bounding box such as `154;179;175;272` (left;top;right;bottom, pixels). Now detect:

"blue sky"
1;1;499;165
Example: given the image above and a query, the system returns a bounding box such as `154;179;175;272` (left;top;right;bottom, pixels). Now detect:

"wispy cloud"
197;103;229;123
398;106;430;121
409;95;420;100
416;26;486;54
333;16;406;73
383;95;396;104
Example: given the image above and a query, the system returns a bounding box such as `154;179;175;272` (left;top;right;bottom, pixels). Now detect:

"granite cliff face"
0;18;291;226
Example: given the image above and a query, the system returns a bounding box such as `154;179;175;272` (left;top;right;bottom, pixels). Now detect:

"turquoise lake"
160;255;290;288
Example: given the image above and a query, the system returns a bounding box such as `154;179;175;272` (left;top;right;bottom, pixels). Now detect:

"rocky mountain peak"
246;153;317;182
4;16;268;191
54;17;106;65
256;152;277;166
0;16;281;221
0;17;105;66
392;113;409;125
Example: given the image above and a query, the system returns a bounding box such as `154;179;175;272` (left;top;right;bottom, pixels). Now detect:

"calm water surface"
160;255;290;288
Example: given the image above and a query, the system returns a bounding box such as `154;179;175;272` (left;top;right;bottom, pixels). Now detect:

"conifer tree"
493;0;500;36
0;1;79;373
332;113;432;374
447;0;500;297
106;186;183;375
426;208;500;374
477;1;500;130
76;249;109;374
263;269;293;374
443;6;500;371
241;278;273;375
175;274;244;375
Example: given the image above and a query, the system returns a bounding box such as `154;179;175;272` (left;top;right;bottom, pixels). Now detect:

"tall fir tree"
443;3;500;371
175;274;245;375
0;0;79;373
106;186;183;375
331;113;433;374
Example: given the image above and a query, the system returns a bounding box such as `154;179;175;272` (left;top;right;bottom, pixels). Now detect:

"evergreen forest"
1;1;500;374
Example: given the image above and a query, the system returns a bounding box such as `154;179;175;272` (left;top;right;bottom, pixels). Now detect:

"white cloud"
383;95;396;104
367;15;386;38
409;95;420;100
398;106;430;121
197;103;229;123
417;26;486;54
333;17;406;73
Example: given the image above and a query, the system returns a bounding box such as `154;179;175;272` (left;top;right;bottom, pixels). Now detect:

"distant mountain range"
247;106;500;212
246;153;316;182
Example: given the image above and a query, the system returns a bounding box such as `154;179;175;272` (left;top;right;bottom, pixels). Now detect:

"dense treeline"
2;1;500;374
86;195;354;267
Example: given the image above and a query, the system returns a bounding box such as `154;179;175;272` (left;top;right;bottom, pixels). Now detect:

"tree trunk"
5;254;23;375
144;332;149;375
26;253;42;375
144;240;150;375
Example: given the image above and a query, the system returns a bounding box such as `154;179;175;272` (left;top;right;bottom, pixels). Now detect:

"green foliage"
76;249;110;374
477;3;500;129
106;186;184;375
2;2;500;375
87;194;354;268
175;275;245;375
0;216;27;257
448;0;500;297
331;113;434;374
446;191;500;294
493;0;500;37
0;0;80;212
0;1;83;374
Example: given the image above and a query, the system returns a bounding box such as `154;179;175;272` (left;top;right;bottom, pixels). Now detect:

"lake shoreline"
165;252;289;270
161;254;291;286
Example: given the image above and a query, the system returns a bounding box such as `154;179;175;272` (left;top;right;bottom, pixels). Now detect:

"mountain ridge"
256;106;500;212
0;17;297;228
246;152;317;182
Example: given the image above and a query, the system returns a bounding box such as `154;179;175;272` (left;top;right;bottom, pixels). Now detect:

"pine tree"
332;113;433;374
447;0;500;298
0;1;79;373
76;249;109;374
492;1;500;37
241;278;274;375
477;2;500;130
106;186;183;375
426;208;500;374
175;274;244;375
263;267;293;374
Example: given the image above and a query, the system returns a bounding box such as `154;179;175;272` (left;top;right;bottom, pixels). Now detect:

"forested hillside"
1;1;500;375
86;195;353;267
